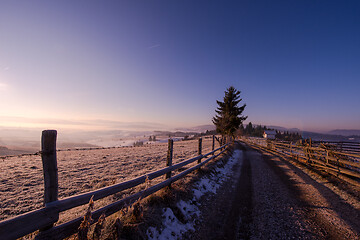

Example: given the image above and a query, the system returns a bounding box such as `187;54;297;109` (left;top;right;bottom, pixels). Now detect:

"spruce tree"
212;86;247;137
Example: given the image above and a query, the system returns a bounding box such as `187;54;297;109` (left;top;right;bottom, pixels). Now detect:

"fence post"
198;137;202;164
326;150;329;164
165;139;173;179
212;135;215;155
40;130;59;230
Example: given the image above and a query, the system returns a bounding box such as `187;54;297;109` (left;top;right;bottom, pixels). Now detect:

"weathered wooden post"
340;142;343;152
41;130;59;230
165;139;173;179
326;150;329;164
198;137;202;164
212;135;215;155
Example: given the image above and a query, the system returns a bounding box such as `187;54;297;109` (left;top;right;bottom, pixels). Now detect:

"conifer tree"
212;86;247;137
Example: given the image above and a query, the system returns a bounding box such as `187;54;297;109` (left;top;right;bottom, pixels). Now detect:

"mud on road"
191;142;360;239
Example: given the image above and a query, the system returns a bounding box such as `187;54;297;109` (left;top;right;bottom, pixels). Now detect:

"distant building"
263;130;276;139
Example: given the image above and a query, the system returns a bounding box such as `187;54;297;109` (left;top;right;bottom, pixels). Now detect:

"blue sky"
0;0;359;132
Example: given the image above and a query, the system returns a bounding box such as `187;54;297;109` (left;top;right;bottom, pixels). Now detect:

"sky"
0;0;359;133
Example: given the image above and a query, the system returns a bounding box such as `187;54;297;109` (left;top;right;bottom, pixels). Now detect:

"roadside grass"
63;145;233;240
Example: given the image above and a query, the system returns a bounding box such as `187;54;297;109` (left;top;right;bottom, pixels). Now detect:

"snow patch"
146;149;243;240
177;200;200;220
192;149;242;201
147;208;195;240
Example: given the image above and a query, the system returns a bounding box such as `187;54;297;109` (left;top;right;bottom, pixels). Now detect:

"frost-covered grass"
0;138;215;222
146;149;243;240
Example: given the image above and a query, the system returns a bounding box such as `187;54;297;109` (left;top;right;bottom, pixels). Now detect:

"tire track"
222;145;253;239
191;142;360;239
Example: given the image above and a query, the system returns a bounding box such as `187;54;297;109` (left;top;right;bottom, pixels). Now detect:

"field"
0;137;215;224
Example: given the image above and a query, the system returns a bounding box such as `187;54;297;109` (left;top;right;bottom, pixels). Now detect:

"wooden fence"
0;130;229;240
241;137;360;186
312;140;360;154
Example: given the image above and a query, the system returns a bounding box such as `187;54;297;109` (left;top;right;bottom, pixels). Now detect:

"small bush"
133;141;144;147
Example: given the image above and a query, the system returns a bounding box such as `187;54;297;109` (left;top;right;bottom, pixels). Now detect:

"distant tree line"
148;135;157;141
237;122;302;141
182;130;218;141
237;122;268;137
275;130;302;141
133;140;144;147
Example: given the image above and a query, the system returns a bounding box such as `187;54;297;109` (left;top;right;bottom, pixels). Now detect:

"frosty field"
0;138;214;223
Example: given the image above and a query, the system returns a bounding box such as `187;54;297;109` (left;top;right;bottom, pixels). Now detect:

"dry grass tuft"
92;213;106;240
114;218;122;240
75;197;108;240
77;196;94;240
144;175;151;190
130;199;143;223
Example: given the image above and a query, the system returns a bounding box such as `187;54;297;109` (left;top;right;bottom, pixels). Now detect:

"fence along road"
242;137;360;187
0;130;229;240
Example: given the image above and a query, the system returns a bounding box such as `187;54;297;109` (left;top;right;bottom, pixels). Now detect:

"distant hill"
250;125;360;142
57;142;100;149
0;146;36;156
155;124;217;137
302;131;360;142
154;131;198;137
182;124;360;142
327;129;360;137
175;124;215;133
266;125;301;133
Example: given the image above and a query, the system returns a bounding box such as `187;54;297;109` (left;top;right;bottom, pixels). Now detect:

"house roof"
264;130;276;135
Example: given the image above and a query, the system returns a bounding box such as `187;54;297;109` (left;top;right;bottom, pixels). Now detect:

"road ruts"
222;145;253;240
190;142;360;239
189;143;247;240
245;144;316;239
245;142;360;239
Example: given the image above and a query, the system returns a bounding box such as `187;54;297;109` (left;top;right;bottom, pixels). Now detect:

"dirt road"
192;142;360;239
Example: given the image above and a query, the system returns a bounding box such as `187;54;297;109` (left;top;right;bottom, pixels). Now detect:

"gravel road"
191;142;360;239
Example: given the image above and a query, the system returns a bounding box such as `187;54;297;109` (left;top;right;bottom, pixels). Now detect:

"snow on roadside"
147;207;196;240
192;149;242;201
147;149;243;240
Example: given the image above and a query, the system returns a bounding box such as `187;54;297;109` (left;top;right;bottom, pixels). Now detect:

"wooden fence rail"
241;137;360;186
312;141;360;154
0;131;229;240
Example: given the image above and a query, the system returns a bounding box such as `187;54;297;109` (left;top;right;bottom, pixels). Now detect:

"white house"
263;130;276;139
